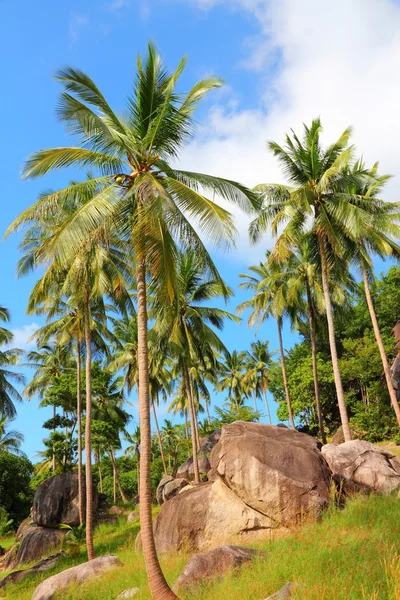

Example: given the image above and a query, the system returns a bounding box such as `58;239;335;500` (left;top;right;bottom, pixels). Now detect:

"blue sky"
1;0;400;459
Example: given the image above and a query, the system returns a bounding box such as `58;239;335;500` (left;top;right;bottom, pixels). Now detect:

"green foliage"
0;452;34;525
61;523;86;557
0;507;13;536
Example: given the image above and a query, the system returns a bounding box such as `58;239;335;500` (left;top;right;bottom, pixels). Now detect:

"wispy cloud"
9;323;40;350
69;13;89;45
108;0;131;12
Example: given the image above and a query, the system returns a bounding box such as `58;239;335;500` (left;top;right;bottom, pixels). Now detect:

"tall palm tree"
244;340;276;424
0;307;24;418
249;119;382;442
0;416;24;455
6;45;256;598
154;250;239;485
238;257;295;428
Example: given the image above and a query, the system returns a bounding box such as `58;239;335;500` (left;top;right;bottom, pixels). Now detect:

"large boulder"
31;555;121;600
16;516;33;539
12;527;67;567
32;473;97;528
176;430;221;480
211;422;331;527
153;423;331;553
322;440;400;495
174;545;263;591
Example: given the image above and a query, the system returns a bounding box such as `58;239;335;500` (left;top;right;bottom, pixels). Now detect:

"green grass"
2;495;400;600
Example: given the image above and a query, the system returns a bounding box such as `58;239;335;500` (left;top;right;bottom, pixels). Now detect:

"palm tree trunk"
189;377;201;451
113;456;117;504
110;449;128;504
204;399;211;425
306;281;326;444
76;333;84;525
83;285;95;560
318;235;351;442
184;366;200;485
277;317;295;428
136;254;178;600
362;266;400;426
52;404;56;472
263;389;272;424
152;396;168;475
97;449;103;493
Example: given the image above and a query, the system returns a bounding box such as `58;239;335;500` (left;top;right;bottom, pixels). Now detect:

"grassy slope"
2;495;400;600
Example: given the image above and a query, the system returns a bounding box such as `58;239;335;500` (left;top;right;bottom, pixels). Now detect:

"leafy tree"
0;452;34;524
244;340;276;423
217;350;249;409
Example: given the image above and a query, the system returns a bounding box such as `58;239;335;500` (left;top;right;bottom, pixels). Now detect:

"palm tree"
0;307;24;418
217;350;249;409
238;257;295;428
249;119;382;442
244;341;276;424
0;416;24;455
345;161;400;427
6;45;256;598
154;250;239;485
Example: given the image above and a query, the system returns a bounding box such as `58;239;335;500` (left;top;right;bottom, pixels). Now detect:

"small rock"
115;588;140;599
174;544;264;591
163;478;189;501
127;511;139;524
264;582;297;599
156;475;173;505
109;506;124;515
32;555;121;600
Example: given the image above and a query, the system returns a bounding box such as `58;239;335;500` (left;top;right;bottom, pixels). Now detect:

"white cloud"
9;323;40;350
69;14;89;45
175;0;400;261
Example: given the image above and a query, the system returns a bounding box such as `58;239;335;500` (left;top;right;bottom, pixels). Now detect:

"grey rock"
322;440;400;495
109;506;123;515
31;555;121;600
264;582;297;599
115;588;140;599
174;545;264;591
156;475;173;505
176;430;221;481
127;511;139;524
0;553;62;589
163;478;189;502
8;527;67;568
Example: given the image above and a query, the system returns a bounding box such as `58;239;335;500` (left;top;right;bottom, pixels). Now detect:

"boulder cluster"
1;473;98;571
154;421;400;553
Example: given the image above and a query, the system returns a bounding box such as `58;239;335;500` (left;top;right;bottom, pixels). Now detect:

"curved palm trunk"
189;377;201;452
306;282;326;443
184;366;200;484
96;449;103;493
205;399;211;425
84;286;95;560
152;396;168;475
362;266;400;427
263;388;272;424
318;236;351;442
137;256;178;600
277;317;295;428
76;333;84;525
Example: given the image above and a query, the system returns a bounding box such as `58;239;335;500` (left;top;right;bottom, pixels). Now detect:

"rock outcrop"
264;582;298;599
31;555;121;600
322;440;400;495
153;422;331;552
32;473;97;528
156;475;173;505
174;545;263;591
